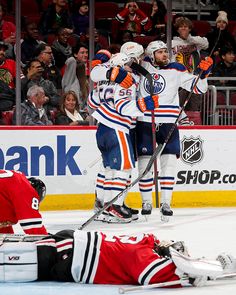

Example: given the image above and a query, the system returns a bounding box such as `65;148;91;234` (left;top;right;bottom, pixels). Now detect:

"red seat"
1;111;14;125
133;35;157;48
136;2;152;15
230;93;236;105
217;92;226;105
95;2;119;20
185;111;202;125
192;20;211;37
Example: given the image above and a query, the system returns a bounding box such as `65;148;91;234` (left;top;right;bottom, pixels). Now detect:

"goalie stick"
130;62;159;208
118;272;236;294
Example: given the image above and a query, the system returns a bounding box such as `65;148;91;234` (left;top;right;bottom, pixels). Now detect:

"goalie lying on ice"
0;229;236;286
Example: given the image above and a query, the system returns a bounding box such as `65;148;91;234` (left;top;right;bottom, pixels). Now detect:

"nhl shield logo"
181;136;203;165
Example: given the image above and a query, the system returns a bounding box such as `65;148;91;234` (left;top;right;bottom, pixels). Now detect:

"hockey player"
0;169;47;234
129;40;212;221
89;51;159;223
1;229;236;287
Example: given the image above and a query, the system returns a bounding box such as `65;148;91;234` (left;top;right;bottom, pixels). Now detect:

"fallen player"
1;229;236;287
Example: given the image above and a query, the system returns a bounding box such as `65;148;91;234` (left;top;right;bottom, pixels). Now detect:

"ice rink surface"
1;207;236;295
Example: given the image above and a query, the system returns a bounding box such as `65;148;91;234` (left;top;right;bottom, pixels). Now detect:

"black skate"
141;202;152;215
94;197;104;221
160;203;173;223
123;203;139;221
105;204;132;223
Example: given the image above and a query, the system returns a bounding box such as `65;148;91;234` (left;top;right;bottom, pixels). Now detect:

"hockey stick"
78;144;162;230
0;234;49;242
131;62;159;208
118;272;236;294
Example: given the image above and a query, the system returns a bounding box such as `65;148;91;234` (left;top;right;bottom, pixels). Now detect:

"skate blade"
160;214;171;223
106;216;132;224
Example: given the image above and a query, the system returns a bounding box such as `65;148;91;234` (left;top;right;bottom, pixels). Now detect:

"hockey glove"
106;66;133;88
197;56;213;79
91;49;111;69
189;276;208;287
137;95;159;112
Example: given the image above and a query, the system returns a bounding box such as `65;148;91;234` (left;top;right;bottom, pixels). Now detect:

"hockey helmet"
145;41;168;65
28;177;46;202
109;52;131;67
120;41;144;63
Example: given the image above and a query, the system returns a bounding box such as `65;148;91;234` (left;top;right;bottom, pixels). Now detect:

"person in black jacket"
55;90;89;125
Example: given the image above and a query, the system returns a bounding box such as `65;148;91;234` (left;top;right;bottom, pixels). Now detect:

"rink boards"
0;125;235;209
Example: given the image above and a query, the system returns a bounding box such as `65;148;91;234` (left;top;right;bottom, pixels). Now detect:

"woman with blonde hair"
55;90;89;125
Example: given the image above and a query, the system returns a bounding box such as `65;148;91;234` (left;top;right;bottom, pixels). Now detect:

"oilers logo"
144;73;166;94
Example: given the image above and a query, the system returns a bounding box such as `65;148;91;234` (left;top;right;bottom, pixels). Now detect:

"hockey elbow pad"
197;56;214;79
91;49;112;69
106;66;133;88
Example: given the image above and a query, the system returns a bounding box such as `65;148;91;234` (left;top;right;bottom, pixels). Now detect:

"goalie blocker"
0;230;236;286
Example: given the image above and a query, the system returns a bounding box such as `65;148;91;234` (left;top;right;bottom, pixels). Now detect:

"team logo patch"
181;136;203;165
144;73;166;94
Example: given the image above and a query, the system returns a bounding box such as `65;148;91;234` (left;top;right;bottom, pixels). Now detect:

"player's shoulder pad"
165;62;187;72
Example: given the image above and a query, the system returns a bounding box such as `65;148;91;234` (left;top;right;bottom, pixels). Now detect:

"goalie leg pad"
0;242;38;282
170;247;223;279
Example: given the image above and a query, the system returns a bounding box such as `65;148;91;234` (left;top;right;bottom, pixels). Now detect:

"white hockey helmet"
120;41;144;63
109;52;131;67
145;41;168;64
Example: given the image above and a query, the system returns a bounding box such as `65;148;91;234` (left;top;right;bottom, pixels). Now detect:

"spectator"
34;43;62;91
0;4;15;48
211;46;236;103
115;30;134;45
21;59;61;110
115;1;152;36
55;90;89;125
205;11;236;61
13;85;53;126
20;21;44;66
39;0;73;36
172;17;209;112
149;0;167;38
51;27;73;70
71;0;89;36
172;16;209;71
62;43;89;109
0;41;21;89
80;28;102;54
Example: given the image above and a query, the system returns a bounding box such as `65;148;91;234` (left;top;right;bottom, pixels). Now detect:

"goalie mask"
28;177;46;202
120;41;144;64
109;53;131;67
145;41;169;66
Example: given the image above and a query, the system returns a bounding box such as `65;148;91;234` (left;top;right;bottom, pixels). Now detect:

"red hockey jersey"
71;231;180;285
0;169;47;234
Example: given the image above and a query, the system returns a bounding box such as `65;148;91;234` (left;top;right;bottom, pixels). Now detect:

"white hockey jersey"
89;63;142;133
137;60;208;124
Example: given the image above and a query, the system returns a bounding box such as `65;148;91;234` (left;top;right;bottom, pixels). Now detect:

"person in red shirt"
0;41;18;88
0;4;16;45
0;169;48;235
115;1;152;36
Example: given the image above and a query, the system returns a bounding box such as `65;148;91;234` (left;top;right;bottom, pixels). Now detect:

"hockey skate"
93;198;105;221
141;202;152;221
123;204;139;221
105;204;132;223
160;203;173;223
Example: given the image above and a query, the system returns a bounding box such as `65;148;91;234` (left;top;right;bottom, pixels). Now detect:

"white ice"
1;207;236;295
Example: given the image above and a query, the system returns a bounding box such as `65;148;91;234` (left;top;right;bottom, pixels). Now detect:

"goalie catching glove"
197;56;213;79
137;95;159;112
106;66;133;88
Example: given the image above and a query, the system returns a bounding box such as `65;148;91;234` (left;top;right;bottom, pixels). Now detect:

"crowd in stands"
0;0;236;125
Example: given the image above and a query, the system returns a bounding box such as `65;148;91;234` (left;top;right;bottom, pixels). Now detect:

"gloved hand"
197;56;213;79
137;95;159;112
91;49;111;69
106;66;133;88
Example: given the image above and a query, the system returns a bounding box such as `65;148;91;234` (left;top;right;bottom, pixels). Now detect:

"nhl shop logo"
181;136;203;165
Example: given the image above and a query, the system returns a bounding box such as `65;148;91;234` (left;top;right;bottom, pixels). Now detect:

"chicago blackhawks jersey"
71;230;179;285
0;169;47;234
